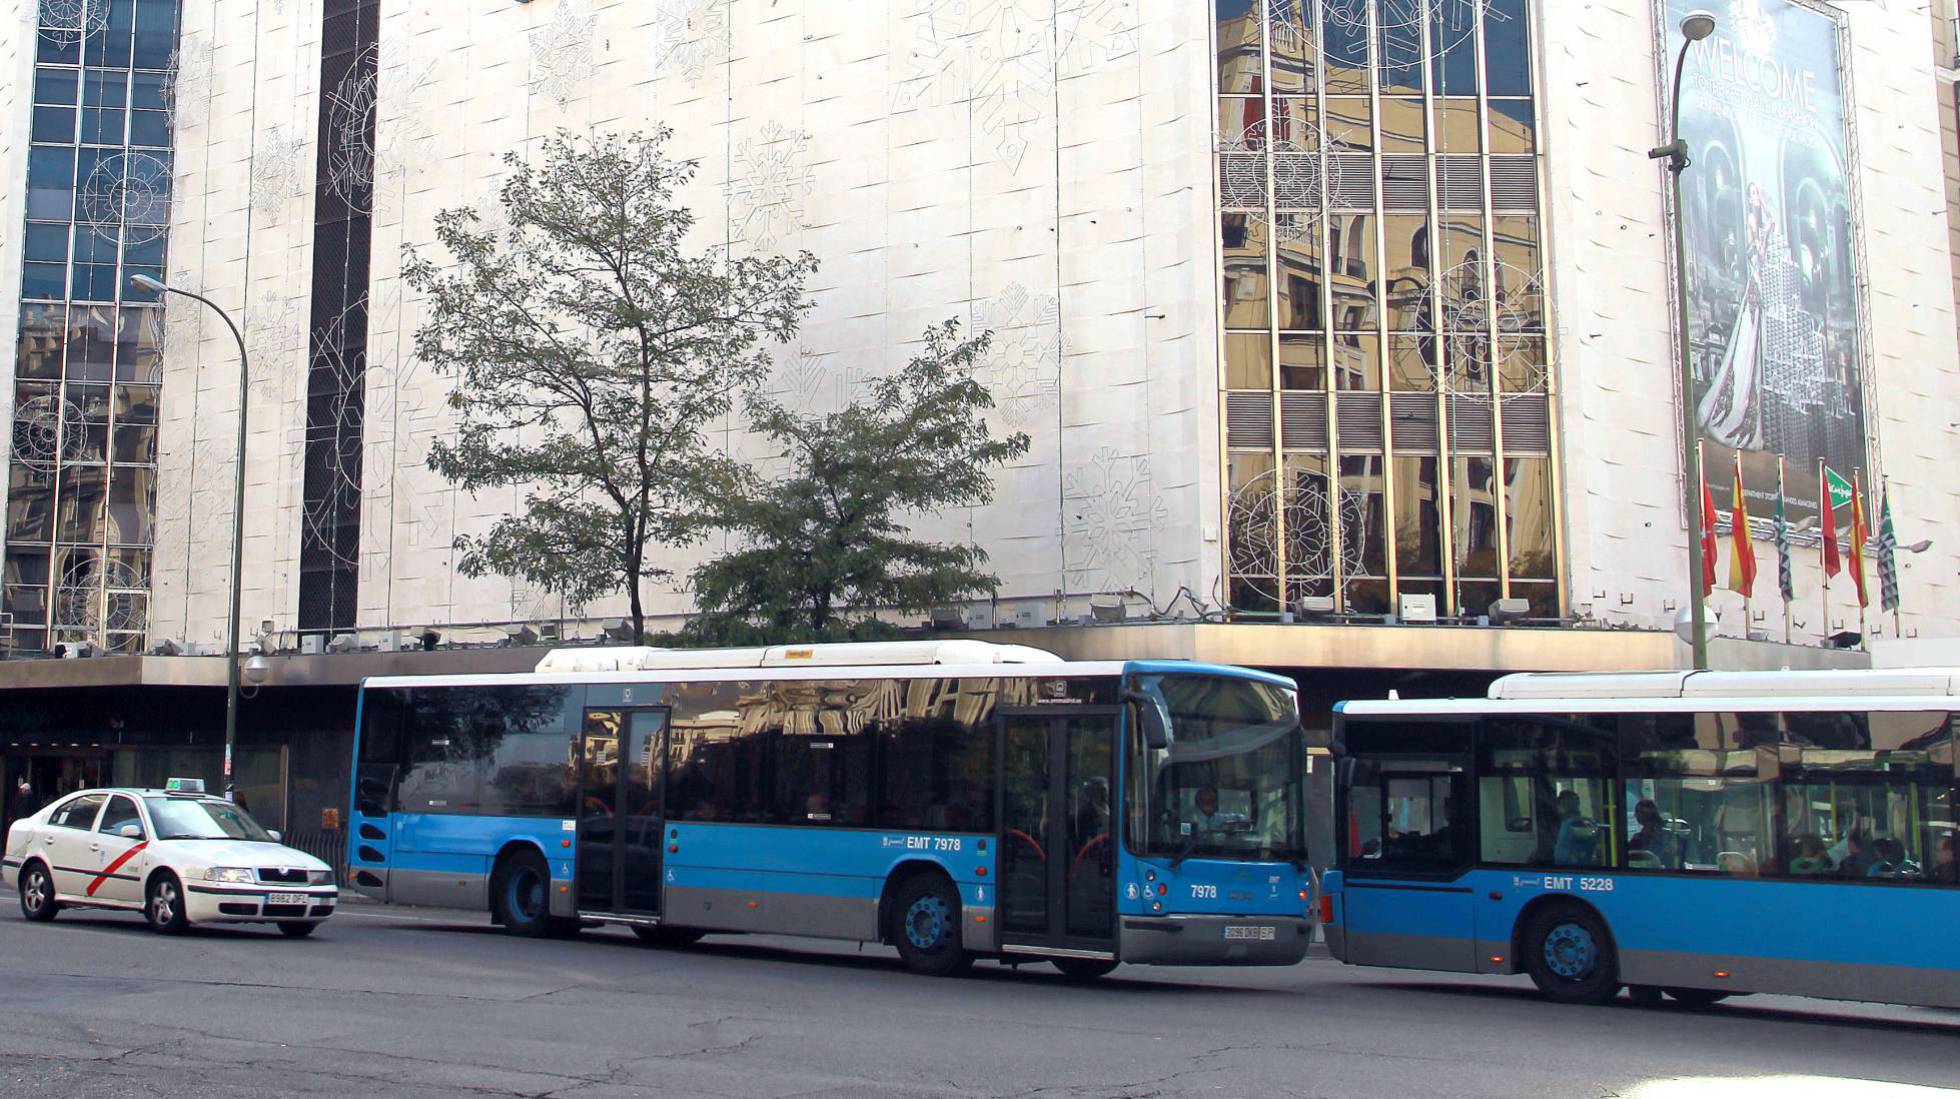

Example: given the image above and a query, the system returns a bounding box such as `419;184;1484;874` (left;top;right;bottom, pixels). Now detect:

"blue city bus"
347;641;1312;978
1322;669;1960;1009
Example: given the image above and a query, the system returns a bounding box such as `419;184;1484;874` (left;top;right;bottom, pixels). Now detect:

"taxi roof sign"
164;777;206;796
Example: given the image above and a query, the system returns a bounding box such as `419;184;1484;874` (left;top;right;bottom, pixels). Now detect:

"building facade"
2;0;1957;662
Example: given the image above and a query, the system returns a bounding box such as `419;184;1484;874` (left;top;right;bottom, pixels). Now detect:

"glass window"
1215;0;1262;95
49;793;107;830
875;682;994;831
133;0;178;70
1484;0;1533;97
1620;713;1776;875
1275;222;1323;330
32;105;75;143
27;147;75;221
1505;457;1556;580
1278;334;1325;390
1392;455;1444;577
1129;675;1304;862
1268;1;1313;94
1342;751;1469;870
1321;7;1370;94
35;67;79;106
145;798;275;842
1225;331;1273;390
1328;214;1379;331
1221;213;1270;329
1778;711;1957;883
1477;716;1617;868
97;794;144;838
1339;454;1387;577
770;727;872;826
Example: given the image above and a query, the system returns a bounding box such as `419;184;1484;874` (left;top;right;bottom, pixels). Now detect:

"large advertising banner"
1664;0;1866;525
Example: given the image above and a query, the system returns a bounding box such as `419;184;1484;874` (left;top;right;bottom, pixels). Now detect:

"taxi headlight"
307;870;332;886
204;867;255;884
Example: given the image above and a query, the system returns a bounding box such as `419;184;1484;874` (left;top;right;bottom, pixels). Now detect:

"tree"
686;320;1032;644
405;130;816;637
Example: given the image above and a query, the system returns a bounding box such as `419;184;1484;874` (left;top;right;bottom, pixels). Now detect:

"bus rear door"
576;707;669;916
996;711;1120;961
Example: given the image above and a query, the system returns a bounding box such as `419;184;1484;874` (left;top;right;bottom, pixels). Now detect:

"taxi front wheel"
146;872;190;935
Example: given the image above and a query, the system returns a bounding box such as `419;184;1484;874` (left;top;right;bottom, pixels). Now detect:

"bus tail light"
1712;970;1731;980
1318;894;1333;923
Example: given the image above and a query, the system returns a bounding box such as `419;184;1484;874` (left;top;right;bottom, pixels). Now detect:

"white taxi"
2;779;337;936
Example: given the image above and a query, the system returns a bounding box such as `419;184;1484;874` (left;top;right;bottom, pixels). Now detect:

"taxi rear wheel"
146;872;190;935
278;921;320;939
19;863;59;921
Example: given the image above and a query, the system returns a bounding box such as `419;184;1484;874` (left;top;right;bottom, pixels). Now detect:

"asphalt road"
2;903;1957;1099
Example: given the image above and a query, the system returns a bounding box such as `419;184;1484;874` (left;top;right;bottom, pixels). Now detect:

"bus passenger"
1867;837;1905;878
1627;799;1679;868
1786;833;1832;875
1553;790;1597;867
1837;831;1876;879
1932;833;1957;884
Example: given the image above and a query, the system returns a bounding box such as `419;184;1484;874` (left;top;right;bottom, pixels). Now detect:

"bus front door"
576;708;669;916
997;711;1119;960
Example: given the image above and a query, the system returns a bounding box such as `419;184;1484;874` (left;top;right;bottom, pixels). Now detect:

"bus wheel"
632;926;704;948
1521;904;1620;1005
1662;987;1732;1007
1052;958;1118;982
495;849;560;939
891;875;972;977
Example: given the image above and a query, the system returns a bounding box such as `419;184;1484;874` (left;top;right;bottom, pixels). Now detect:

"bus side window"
1478;715;1617;870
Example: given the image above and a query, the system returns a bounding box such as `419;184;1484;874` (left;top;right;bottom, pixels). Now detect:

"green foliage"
403;130;816;633
687;320;1031;643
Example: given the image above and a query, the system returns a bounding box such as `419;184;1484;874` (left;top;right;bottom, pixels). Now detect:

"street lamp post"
131;273;250;799
1649;10;1718;671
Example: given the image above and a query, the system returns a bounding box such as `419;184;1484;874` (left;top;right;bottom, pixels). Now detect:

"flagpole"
1855;470;1869;651
1818;457;1830;644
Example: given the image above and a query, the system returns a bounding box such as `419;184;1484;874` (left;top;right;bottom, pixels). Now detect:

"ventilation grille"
1280;394;1328;450
1389;394;1439;452
1439;157;1484;209
1490;156;1539;211
1336;393;1383;450
1501;397;1554;454
1226;392;1273;449
1380;155;1427;211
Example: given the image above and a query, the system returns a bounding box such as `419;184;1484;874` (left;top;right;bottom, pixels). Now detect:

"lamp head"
242;653;271;686
1680;11;1718;42
129;273;168;294
1908;539;1934;555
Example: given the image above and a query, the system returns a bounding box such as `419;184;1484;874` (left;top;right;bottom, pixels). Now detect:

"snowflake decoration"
250;124;309;220
893;0;1057;173
326;44;380;204
1438;258;1545;397
729;122;815;252
302;298;370;570
1064;448;1168;595
1228;468;1368;606
975;284;1064;430
10;395;85;475
1056;0;1141;75
78;152;173;247
54;557;147;639
656;0;732;87
530;1;596;109
772;346;833;410
247;292;309;400
1322;0;1490;70
163;35;214;131
38;0;108;43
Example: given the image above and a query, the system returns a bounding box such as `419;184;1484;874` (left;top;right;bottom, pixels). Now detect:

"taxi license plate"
266;892;308;906
1223;925;1276;942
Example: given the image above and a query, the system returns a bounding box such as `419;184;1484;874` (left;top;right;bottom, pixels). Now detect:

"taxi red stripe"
87;841;148;897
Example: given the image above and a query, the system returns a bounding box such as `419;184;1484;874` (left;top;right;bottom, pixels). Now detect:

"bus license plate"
266;892;308;906
1224;925;1276;942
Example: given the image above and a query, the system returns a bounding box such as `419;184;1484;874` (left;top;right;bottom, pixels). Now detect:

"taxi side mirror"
267;829;282;843
118;823;142;839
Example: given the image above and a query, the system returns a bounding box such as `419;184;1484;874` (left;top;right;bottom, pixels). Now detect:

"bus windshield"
1130;674;1306;863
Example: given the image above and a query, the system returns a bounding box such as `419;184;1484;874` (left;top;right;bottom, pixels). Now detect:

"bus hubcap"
905;895;949;950
1544;923;1595;979
511;869;544;921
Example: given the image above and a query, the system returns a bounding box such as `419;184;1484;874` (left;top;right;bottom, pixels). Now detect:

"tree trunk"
628;571;645;643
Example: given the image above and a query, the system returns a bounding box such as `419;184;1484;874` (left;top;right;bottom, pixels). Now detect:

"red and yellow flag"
1729;452;1757;598
1849;475;1870;608
1699;457;1720;599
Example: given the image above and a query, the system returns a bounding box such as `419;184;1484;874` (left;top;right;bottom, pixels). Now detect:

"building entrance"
2;750;107;834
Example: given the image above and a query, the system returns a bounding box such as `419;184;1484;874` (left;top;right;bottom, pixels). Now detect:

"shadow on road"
1365;979;1960;1037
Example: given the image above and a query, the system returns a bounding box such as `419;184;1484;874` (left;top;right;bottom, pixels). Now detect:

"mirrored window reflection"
1279;335;1326;391
1222;213;1271;328
1226;331;1274;390
1217;1;1555;618
1216;0;1263;95
1284;454;1333;603
1227;453;1280;613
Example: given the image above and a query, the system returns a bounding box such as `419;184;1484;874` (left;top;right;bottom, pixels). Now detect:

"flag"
1699;460;1720;599
1820;464;1841;579
1728;452;1757;598
1876;487;1901;614
1773;459;1794;603
1848;476;1870;608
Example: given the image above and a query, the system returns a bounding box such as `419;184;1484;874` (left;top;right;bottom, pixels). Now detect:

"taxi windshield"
144;797;274;842
1129;674;1307;863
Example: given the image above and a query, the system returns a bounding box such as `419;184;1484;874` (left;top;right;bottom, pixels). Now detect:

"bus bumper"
1119;915;1313;966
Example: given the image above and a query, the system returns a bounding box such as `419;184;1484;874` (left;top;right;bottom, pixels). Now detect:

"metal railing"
280;828;350;887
